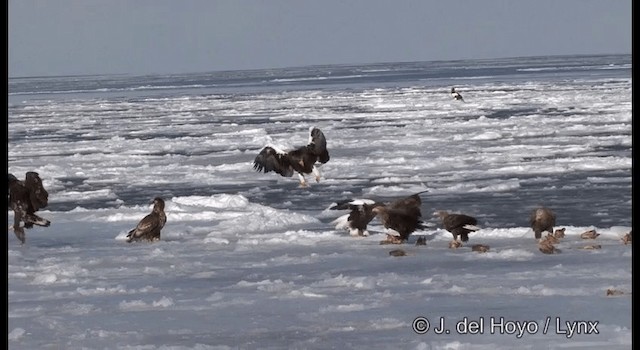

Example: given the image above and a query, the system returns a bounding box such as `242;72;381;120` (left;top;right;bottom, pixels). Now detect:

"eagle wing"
253;146;294;177
375;206;427;240
308;127;330;164
24;171;49;212
127;213;162;242
443;214;477;231
388;194;423;218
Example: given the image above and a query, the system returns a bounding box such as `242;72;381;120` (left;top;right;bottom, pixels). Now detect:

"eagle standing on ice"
8;172;51;244
529;207;556;240
330;192;428;243
253;127;330;187
126;197;167;243
434;210;480;246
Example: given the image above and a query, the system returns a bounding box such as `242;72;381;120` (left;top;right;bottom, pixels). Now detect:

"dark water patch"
479;107;539;120
325;105;376;114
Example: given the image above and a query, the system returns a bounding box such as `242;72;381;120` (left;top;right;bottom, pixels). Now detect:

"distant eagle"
8;172;51;243
330;192;427;243
434;210;480;244
451;87;464;101
126;197;167;243
253;127;330;187
529;207;556;240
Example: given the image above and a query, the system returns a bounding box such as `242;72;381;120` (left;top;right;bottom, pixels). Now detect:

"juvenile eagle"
529;207;556;240
126;197;167;243
434;210;480;244
253;127;330;187
330;192;427;243
8;172;51;243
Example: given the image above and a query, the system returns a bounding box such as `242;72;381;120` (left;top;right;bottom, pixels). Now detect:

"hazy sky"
8;0;631;77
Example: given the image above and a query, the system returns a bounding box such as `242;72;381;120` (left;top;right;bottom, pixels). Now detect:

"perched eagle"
529;207;556;240
373;204;428;244
451;87;464;101
330;192;427;243
126;197;167;243
330;198;383;237
434;210;480;244
8;172;51;244
253;127;330;187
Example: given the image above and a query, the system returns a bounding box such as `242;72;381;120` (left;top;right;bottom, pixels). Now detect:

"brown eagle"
8;172;51;243
529;207;556;240
434;210;480;244
126;197;167;243
253;127;330;187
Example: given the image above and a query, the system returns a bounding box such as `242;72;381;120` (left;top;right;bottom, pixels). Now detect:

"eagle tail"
12;226;26;244
125;229;137;243
463;224;481;231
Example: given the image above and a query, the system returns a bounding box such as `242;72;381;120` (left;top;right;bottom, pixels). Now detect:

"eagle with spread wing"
8;172;51;243
253;127;330;187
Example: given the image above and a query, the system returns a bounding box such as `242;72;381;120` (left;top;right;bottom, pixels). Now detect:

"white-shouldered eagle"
253;127;330;187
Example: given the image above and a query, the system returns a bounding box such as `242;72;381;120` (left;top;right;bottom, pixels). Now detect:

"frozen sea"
7;54;632;349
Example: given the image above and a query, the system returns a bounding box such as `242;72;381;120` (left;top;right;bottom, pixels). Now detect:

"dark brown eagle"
330;192;427;243
126;197;167;243
529;207;556;240
8;172;51;243
253;127;330;187
434;210;480;244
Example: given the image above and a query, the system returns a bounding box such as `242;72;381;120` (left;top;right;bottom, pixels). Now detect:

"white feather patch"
349;199;377;206
463;224;481;231
331;214;350;230
386;228;401;237
308;126;315;144
264;144;289;155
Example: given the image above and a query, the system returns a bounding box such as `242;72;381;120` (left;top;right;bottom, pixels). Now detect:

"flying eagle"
126;197;167;243
434;210;480;245
8;172;51;244
529;207;556;240
451;87;464;101
330;192;427;243
253;127;330;187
